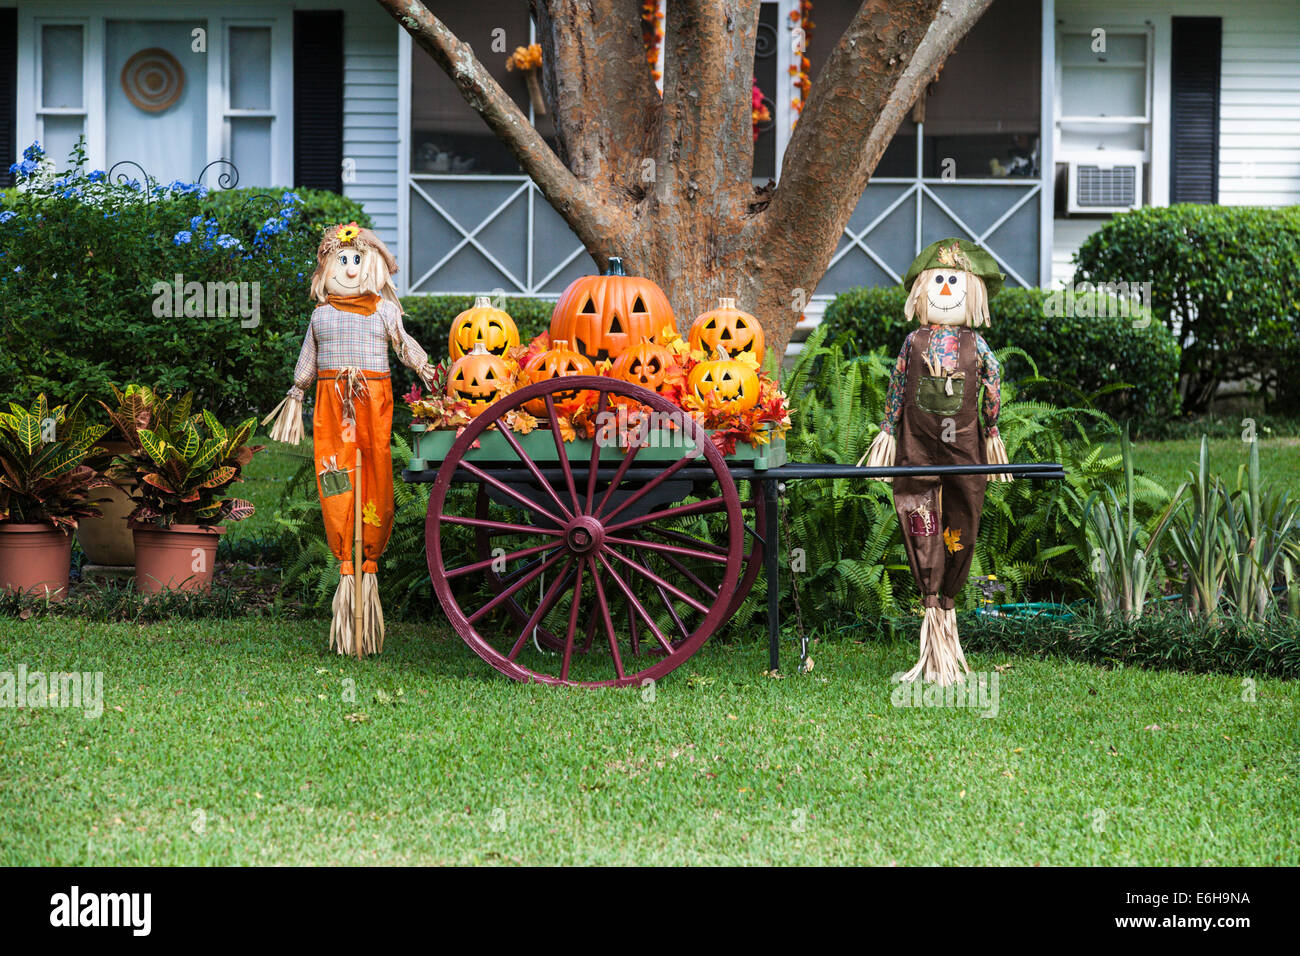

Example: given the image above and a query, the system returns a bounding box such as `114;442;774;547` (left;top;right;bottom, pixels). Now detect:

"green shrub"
0;140;365;421
1072;204;1300;413
821;285;1182;428
0;140;559;421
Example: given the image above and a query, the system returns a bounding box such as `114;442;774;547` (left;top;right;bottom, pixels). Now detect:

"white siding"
340;2;400;256
1058;0;1300;207
1220;12;1300;205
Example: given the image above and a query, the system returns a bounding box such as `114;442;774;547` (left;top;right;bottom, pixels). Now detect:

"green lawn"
2;617;1296;865
1117;437;1300;495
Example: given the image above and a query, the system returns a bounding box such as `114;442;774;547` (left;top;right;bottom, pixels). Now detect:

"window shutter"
1169;17;1221;204
0;8;17;188
293;11;344;193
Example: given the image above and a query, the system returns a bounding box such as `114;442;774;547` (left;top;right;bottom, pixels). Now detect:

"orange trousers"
313;370;395;575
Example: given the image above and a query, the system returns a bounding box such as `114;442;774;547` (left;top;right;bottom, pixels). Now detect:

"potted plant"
78;384;155;567
0;395;111;600
107;390;263;593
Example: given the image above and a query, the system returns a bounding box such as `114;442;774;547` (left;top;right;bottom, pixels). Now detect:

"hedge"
821;285;1182;427
0;142;558;421
1073;204;1300;413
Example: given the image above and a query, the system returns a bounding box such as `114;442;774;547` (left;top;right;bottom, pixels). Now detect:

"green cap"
903;238;1005;299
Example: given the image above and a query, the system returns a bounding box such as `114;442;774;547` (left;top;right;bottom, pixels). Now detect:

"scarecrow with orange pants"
263;222;438;655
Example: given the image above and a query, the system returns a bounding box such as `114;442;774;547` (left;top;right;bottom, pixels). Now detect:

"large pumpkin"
609;340;676;393
549;257;674;364
687;347;760;413
688;297;765;365
449;295;520;361
447;343;511;413
520;339;596;415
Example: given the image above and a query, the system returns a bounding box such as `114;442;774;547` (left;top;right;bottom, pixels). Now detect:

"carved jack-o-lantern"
520;339;596;415
610;340;676;393
687;347;760;413
688;297;765;365
447;342;511;413
449;295;520;361
549;257;675;364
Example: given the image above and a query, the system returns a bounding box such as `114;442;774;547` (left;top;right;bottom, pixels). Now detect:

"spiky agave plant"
1083;426;1185;619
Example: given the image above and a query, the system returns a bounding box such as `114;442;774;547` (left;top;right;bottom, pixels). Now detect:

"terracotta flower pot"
0;523;73;601
132;523;225;594
76;439;136;566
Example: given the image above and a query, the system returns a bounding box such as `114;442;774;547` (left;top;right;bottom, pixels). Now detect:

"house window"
409;3;557;174
226;24;275;187
37;23;86;168
20;9;289;186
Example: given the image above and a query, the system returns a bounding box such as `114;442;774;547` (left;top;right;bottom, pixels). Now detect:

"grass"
1116;437;1300;495
2;618;1296;865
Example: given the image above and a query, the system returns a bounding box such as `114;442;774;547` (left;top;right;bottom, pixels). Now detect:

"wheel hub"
564;515;604;554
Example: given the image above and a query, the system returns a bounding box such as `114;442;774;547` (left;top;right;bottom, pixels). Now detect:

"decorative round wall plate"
121;48;185;113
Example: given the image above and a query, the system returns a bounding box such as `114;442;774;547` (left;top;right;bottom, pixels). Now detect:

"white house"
5;0;1298;317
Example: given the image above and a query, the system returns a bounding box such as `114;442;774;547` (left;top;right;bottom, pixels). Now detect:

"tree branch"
658;0;760;203
756;0;962;273
533;0;661;198
376;0;629;248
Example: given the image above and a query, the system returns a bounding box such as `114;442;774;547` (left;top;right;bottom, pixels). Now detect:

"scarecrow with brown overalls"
264;222;438;656
862;238;1013;686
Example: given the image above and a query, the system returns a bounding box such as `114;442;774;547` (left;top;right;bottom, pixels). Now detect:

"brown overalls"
892;327;988;610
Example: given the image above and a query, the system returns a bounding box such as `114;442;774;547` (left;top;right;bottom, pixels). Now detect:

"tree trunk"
377;0;993;361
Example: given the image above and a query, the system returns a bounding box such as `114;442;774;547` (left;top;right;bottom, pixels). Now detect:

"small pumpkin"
687;346;760;413
550;257;675;364
688;297;765;365
520;339;596;415
449;295;520;361
609;340;677;393
447;342;511;413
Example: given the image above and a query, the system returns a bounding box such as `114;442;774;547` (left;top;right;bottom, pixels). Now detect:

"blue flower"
87;169;106;183
8;159;39;179
0;211;16;224
189;215;204;231
280;191;300;206
22;142;44;162
173;231;193;245
216;234;241;250
61;186;83;199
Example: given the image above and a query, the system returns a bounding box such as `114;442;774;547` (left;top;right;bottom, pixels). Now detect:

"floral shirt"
880;326;1001;436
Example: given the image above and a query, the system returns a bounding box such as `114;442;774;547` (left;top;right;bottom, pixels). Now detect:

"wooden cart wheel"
427;376;743;687
474;477;764;644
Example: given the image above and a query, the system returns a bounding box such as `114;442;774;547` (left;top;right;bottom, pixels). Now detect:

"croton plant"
0;395;112;531
103;385;263;528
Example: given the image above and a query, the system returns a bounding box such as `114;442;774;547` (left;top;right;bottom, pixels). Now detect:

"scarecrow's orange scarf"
326;292;382;316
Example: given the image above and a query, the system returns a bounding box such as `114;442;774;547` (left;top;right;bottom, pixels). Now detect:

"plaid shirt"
287;300;432;399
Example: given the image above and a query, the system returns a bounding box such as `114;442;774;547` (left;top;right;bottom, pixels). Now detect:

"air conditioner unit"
1067;157;1143;214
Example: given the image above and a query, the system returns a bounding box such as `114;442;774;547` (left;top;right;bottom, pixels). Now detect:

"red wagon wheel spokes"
473;486;571;651
583;389;608;513
427;376;743;687
453;457;566;528
492;410;575;522
542;392;584;517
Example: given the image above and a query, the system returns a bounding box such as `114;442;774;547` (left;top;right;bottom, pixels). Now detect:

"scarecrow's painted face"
325;245;382;296
926;271;968;325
